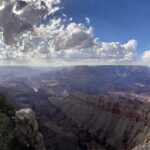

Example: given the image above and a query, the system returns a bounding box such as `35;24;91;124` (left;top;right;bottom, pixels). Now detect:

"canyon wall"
38;94;150;150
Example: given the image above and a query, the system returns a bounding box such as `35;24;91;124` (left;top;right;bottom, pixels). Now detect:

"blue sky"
62;0;150;54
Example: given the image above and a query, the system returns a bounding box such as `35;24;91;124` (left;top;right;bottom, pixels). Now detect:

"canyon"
0;66;150;150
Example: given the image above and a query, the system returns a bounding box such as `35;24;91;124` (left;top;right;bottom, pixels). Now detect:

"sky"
63;0;150;51
0;0;150;66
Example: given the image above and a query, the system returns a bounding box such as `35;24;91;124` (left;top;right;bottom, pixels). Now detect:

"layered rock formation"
32;66;150;96
16;108;46;150
37;94;150;150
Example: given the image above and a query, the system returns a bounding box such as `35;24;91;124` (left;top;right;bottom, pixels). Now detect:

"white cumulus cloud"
142;50;150;65
0;0;141;66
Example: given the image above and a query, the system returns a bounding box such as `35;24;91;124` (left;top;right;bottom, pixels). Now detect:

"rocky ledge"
16;108;46;150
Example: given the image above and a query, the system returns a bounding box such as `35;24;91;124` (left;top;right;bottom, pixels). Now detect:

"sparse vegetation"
0;94;33;150
0;94;14;150
0;93;14;117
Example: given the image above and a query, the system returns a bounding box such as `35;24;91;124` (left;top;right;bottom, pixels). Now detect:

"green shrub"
0;93;14;117
0;93;34;150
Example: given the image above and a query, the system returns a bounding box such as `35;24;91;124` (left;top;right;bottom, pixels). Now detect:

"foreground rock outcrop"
132;134;150;150
16;108;46;150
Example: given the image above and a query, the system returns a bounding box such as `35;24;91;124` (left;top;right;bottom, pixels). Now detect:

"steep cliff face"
15;108;46;150
38;94;150;150
0;93;46;150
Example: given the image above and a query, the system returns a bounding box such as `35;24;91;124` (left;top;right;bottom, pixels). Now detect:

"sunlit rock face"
132;134;150;150
16;108;46;150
